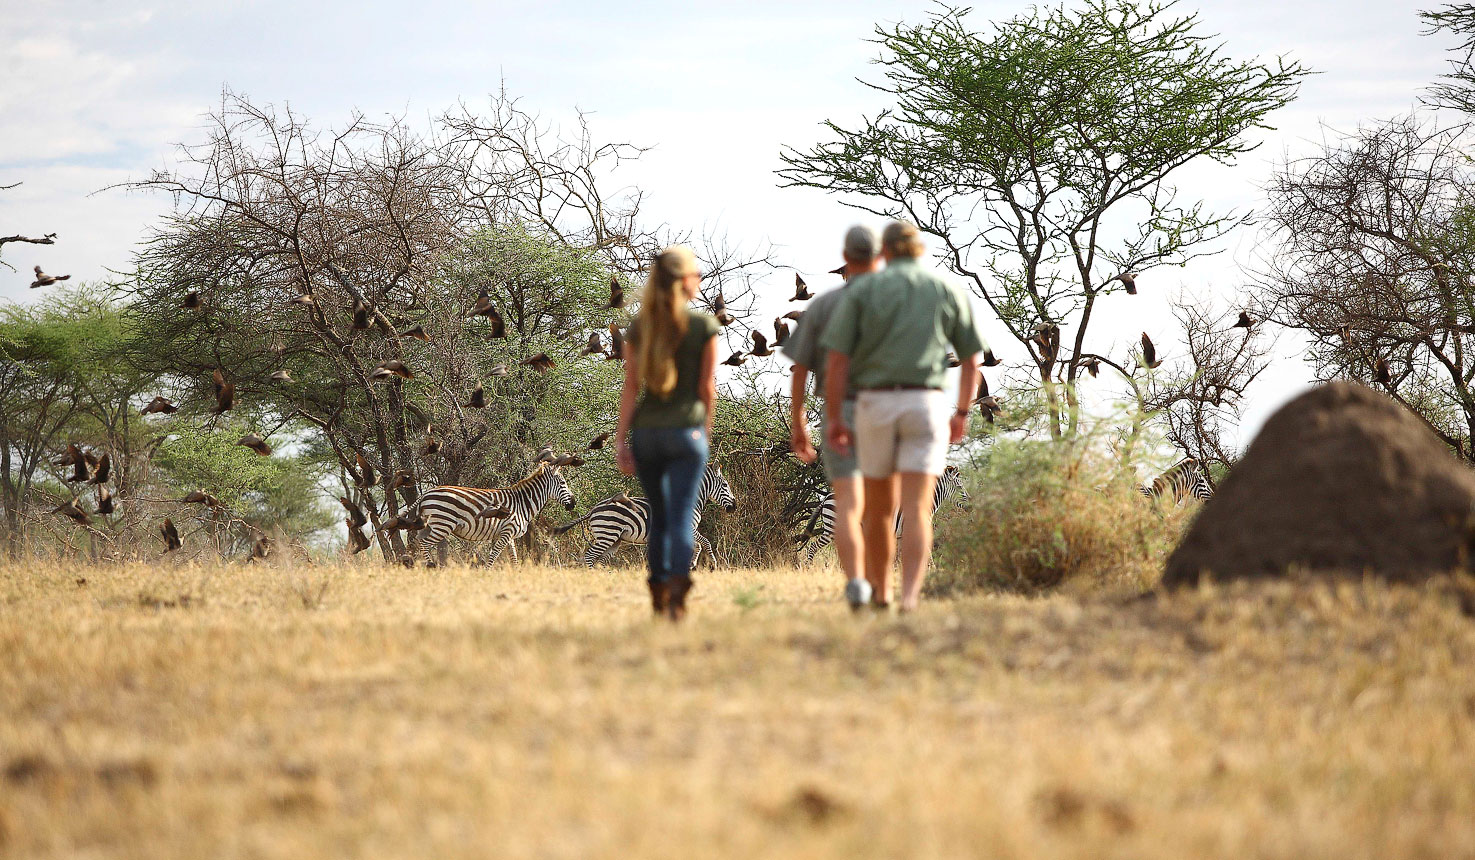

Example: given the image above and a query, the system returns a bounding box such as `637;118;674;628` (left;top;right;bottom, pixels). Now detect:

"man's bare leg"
897;471;939;611
831;475;864;586
861;474;899;605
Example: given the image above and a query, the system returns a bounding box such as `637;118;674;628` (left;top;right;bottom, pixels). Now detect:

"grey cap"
842;224;879;261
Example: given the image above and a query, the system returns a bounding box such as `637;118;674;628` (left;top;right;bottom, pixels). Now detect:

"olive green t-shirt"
818;258;986;390
627;310;720;429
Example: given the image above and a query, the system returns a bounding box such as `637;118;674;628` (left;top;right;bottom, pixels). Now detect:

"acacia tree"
1254;117;1475;459
779;0;1305;438
120;91;768;560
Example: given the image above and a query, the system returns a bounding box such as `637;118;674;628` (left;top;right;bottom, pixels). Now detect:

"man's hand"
826;419;853;457
949;412;968;445
791;424;817;464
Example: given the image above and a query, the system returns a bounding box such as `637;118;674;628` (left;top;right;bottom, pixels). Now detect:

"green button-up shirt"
818;257;986;390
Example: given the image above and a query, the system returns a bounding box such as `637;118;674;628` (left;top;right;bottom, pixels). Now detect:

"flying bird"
271;369;293;383
1374;357;1392;386
339;496;367;528
722;351;748;367
781;310;804;322
981;349;1002;368
605;324;624;360
1117;273;1137;295
183;291;203;309
87;452;110;485
141;396;178;415
974;375;1001;424
388;470;414;491
790;274;813;302
477;505;513;520
581;331;604;357
290;293;315;307
53;498;90;525
521;353;555;372
750;330;773;357
182;490;220;507
96;485;114;515
773;318;790;347
828;264;846;277
608;276;624;309
946;352;961;368
370;360;414;381
423;427;441;456
470;292;508;337
536;445;555;463
402;323;429;341
212;369;235;413
161;518;182;552
354;452;378;488
1083;356;1101;377
346;520;371;554
466;380;485;408
237;433;272;456
713;292;735;327
380;514;426;532
586;431;612;451
67;452;89;483
351;299;371;331
29;266;70;288
1233;311;1255;329
1140;333;1161;369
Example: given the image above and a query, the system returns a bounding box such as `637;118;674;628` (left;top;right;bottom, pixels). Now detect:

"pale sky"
0;0;1456;445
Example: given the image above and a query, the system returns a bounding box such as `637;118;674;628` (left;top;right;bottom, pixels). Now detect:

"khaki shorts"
854;390;951;478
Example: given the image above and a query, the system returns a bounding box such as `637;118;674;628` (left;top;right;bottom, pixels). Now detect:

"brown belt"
861;384;943;392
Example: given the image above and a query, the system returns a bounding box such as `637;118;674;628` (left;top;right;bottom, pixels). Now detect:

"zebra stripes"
1141;458;1213;504
415;463;576;566
554;463;737;568
798;465;969;564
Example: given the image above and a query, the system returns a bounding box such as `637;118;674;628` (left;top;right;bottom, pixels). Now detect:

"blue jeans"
631;426;710;585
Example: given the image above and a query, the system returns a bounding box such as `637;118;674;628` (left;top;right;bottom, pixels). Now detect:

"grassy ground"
2;558;1474;859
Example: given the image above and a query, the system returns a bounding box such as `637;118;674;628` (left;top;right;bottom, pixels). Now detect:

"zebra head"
549;465;576;510
706;463;737;512
941;465;969;505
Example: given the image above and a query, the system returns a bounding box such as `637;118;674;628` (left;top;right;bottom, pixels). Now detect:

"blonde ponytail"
635;246;697;398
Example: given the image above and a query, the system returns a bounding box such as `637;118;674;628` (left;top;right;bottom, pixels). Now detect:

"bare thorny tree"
1253;117;1475;460
119;89;771;559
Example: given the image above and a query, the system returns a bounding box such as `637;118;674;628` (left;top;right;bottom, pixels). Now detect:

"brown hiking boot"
666;576;693;622
648;580;669;616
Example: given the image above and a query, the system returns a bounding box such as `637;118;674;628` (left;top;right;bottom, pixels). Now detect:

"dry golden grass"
2;558;1475;858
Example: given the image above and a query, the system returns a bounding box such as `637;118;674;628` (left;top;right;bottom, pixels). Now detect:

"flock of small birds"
36;273;641;557
29;253;1260;554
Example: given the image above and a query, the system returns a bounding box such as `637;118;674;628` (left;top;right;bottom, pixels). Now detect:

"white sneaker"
844;578;872;611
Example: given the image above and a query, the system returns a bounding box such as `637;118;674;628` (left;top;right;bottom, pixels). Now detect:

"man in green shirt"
820;221;985;612
782;225;880;610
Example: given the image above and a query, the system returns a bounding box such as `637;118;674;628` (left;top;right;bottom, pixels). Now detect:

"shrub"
930;437;1194;596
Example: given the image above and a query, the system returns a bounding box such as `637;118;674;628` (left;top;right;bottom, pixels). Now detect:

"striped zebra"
797;465;970;564
415;462;576;567
553;463;737;568
1140;458;1213;504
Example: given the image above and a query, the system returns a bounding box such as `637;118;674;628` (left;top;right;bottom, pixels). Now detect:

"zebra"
552;463;738;568
797;465;970;564
415;462;576;567
1140;457;1213;504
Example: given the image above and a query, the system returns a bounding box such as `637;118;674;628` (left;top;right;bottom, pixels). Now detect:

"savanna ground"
2;558;1475;859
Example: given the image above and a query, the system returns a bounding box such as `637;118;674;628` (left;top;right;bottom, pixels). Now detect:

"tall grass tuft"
930;437;1195;596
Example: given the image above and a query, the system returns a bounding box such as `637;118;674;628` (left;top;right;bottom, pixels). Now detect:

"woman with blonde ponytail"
615;245;719;620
